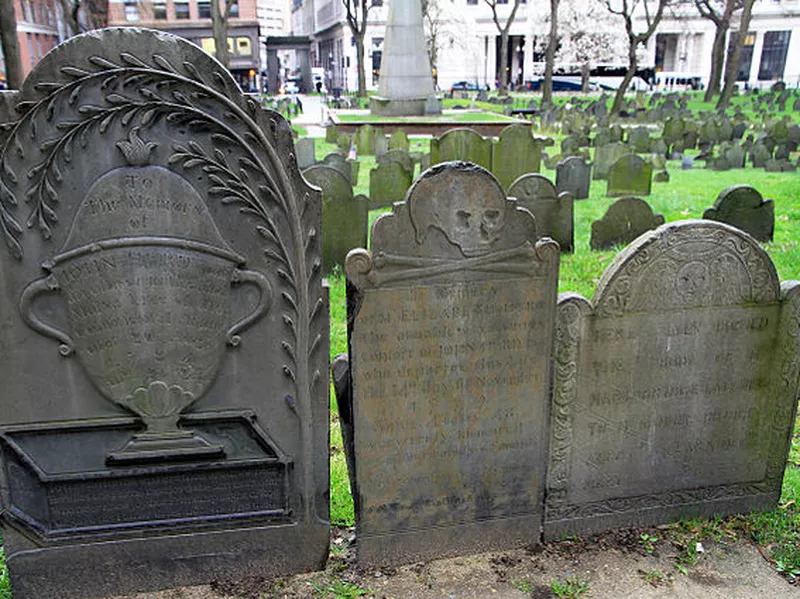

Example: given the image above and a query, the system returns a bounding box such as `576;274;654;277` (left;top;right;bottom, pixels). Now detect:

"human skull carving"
409;163;508;257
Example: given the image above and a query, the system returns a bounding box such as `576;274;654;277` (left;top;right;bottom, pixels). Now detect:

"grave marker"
590;197;664;250
703;185;775;242
509;174;574;252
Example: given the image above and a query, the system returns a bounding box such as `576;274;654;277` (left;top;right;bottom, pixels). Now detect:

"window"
197;1;210;17
235;37;251;56
153;0;167;19
758;30;791;81
124;0;140;21
174;0;190;18
467;0;478;5
727;31;755;81
229;0;239;17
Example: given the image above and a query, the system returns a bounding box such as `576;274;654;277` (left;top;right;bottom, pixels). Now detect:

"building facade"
107;0;262;91
1;0;68;86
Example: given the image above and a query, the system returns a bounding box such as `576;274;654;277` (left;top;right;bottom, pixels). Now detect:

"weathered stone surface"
509;174;574;253
547;220;800;538
389;129;410;152
322;151;355;185
345;162;559;567
491;124;542;189
703;185;775;242
295;137;316;169
0;29;329;598
653;169;670;183
354;125;381;155
430;128;492;170
592;142;629;180
590;197;665;250
304;165;368;271
606;154;652;198
556;156;591;200
377;148;415;176
369;161;414;210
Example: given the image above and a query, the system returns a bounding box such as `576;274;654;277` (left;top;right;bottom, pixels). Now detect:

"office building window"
124;0;140;21
153;0;167;19
229;0;239;17
197;1;211;18
758;30;791;81
174;0;190;18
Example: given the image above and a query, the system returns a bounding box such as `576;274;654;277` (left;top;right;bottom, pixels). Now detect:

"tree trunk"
355;35;367;97
0;0;23;89
542;0;559;105
704;19;729;102
717;0;754;110
210;0;230;68
610;47;637;116
498;31;509;95
581;62;590;93
58;0;81;36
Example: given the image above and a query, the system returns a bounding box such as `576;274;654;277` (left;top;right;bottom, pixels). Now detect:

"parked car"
524;77;598;92
284;80;300;94
450;80;481;91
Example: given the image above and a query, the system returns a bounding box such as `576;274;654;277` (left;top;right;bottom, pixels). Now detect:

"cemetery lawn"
331;111;521;124
324;150;800;583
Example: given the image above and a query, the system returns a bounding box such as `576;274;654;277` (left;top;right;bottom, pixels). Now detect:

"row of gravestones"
338;160;800;568
0;30;794;599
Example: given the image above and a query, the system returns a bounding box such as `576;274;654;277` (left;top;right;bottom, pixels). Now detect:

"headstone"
0;28;329;598
377;148;415;176
726;143;746;168
653;169;670;183
325;124;339;143
389;129;410;152
556;156;591;200
546;220;800;538
593;142;629;180
430;127;492;170
322;151;355;185
304;165;369;271
476;89;488;102
606;154;652;197
375;133;390;157
750;144;771;168
354;125;378;155
336;131;352;153
703;185;775;242
590;197;665;250
492;123;542;189
295;137;316;169
344;162;559;566
628;126;651;153
369;161;414;210
509;174;574;253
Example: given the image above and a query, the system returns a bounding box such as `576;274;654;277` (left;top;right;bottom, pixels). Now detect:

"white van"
655;72;703;91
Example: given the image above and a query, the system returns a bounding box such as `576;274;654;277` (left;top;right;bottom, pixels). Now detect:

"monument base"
370;95;441;117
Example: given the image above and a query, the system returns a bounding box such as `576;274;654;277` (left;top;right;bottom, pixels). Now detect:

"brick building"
1;0;67;86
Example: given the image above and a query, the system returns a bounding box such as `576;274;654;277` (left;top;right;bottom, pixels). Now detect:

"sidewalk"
291;94;328;137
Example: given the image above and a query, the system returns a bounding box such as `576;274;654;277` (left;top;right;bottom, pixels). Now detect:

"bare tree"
210;0;237;68
343;0;373;97
603;0;670;116
0;0;23;89
58;0;108;36
542;0;559;104
484;0;522;95
695;0;741;102
717;0;754;110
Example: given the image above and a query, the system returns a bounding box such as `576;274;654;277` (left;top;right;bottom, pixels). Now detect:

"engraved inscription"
568;304;779;505
353;279;551;534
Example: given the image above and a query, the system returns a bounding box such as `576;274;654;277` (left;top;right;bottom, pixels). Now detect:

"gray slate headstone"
295;137;316;169
556;156;591;200
590;197;665;250
304;165;368;271
592;142;629;181
322;151;355;186
430;128;492;170
703;185;775;242
0;28;329;598
369;161;414;210
345;162;559;567
509;174;574;253
492;123;542;189
547;220;800;538
606;154;652;198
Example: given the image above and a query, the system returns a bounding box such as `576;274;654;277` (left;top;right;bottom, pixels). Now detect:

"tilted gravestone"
547;220;800;538
509;174;574;253
0;29;329;598
344;162;559;566
491;123;542;190
430;128;492;170
590;197;665;250
703;185;775;242
303;165;368;272
369;160;414;210
592;142;629;180
606;154;652;197
556;156;591;200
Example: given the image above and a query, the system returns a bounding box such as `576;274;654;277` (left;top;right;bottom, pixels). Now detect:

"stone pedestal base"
370;96;441;117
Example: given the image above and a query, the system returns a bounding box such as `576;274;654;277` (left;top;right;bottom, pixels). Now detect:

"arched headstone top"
593;220;780;316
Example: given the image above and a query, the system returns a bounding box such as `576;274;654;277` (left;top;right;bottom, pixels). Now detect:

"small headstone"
389;129;410;152
476;89;488;102
592;142;629;180
750;144;771;168
653;169;670;183
492;123;542;189
509;174;574;252
377;148;415;176
430;127;492;170
295;137;316;169
703;185;774;242
556;156;591;200
345;162;559;566
325;124;339;143
304;165;369;271
369;161;414;210
547;220;800;538
628;126;652;153
322;151;355;185
726;144;746;168
337;131;352;152
375;133;389;156
606;154;652;197
590;197;664;250
0;28;329;598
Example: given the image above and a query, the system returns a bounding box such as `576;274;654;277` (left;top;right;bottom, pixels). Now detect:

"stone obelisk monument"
370;0;441;116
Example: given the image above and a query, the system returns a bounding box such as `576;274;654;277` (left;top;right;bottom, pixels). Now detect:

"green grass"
333;111;520;124
551;575;590;598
